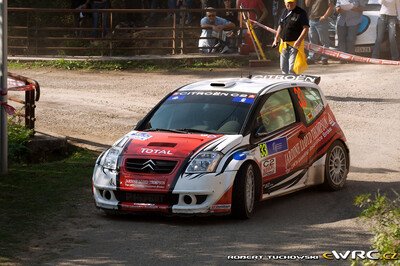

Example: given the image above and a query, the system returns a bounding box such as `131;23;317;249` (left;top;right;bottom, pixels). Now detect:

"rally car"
92;74;349;219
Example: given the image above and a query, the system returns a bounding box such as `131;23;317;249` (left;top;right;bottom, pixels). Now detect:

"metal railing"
8;7;254;56
8;72;40;130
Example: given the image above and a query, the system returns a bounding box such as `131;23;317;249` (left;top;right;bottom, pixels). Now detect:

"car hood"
122;131;224;158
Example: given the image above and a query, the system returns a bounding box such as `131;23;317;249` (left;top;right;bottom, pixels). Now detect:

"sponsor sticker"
140;148;173;155
125;179;166;189
233;152;247;161
232;97;255;104
262;158;276;176
266;137;288;155
167;95;186;101
259;143;268;158
260;137;288;158
294;87;307;108
211;204;231;210
131;131;152;141
200;134;218;138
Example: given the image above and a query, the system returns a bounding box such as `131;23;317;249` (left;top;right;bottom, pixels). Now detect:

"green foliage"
354;191;400;265
7;119;33;162
9;58;247;71
0;148;98;261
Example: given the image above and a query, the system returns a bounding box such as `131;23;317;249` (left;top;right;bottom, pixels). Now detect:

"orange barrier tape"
8;84;36;92
249;19;400;66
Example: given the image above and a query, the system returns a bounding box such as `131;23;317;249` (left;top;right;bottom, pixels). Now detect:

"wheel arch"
236;159;263;202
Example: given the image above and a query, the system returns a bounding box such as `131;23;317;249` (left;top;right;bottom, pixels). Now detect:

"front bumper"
92;164;237;214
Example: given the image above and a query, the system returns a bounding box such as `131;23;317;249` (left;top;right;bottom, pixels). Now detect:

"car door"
251;88;310;194
291;86;328;167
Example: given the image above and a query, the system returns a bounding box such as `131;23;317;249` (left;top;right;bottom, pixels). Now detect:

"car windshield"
141;91;256;134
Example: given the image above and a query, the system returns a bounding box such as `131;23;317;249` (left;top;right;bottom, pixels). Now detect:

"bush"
7;119;33;162
354;191;400;265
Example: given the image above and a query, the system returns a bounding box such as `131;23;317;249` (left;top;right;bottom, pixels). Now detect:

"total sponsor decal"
125;178;167;189
285;114;335;172
259;137;289;158
141;148;173;155
131;131;152;141
262;158;276;176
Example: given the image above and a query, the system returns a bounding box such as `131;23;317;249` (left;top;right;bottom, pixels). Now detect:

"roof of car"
179;74;321;95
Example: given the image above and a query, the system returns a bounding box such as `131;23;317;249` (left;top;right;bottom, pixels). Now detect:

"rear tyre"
232;163;256;219
323;141;349;191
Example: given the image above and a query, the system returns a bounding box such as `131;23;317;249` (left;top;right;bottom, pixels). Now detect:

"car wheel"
232;163;256;219
323;141;349;191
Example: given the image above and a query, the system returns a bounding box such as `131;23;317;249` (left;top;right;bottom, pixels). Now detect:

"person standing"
87;0;111;37
371;0;400;60
336;0;366;59
305;0;334;65
272;0;309;74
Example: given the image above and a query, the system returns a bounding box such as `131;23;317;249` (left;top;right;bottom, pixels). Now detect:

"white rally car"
92;75;349;219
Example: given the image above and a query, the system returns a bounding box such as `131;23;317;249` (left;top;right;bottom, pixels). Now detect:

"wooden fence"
8;8;254;56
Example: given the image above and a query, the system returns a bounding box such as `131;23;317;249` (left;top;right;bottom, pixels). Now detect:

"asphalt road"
12;62;400;265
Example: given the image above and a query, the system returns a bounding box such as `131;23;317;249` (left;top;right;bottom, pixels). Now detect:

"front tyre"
323;141;349;191
232;164;256;219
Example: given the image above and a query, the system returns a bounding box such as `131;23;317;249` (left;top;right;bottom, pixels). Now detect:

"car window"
143;92;255;134
256;89;296;134
293;87;324;124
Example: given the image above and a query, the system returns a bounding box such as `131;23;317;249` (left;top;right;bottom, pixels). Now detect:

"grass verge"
8;57;250;71
0;148;98;262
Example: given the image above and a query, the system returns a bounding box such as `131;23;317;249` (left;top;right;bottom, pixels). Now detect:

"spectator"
177;0;195;25
236;0;268;49
71;0;89;36
199;8;236;53
146;0;162;24
87;0;111;37
223;0;238;24
272;0;309;74
371;0;400;60
305;0;334;65
202;0;223;8
124;0;142;27
165;0;177;20
336;0;366;59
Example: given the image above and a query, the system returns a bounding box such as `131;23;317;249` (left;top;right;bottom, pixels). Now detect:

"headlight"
102;147;122;170
185;151;222;173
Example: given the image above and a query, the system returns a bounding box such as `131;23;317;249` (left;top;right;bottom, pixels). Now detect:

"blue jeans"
280;45;298;74
308;19;331;61
372;15;399;60
337;24;358;54
92;1;110;37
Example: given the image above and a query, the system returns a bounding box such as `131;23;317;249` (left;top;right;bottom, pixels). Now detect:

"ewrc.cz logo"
322;250;399;260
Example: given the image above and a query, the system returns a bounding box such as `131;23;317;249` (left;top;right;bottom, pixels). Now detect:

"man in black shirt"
272;0;309;74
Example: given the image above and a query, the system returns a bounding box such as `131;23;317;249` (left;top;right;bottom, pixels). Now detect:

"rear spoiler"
251;74;321;85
